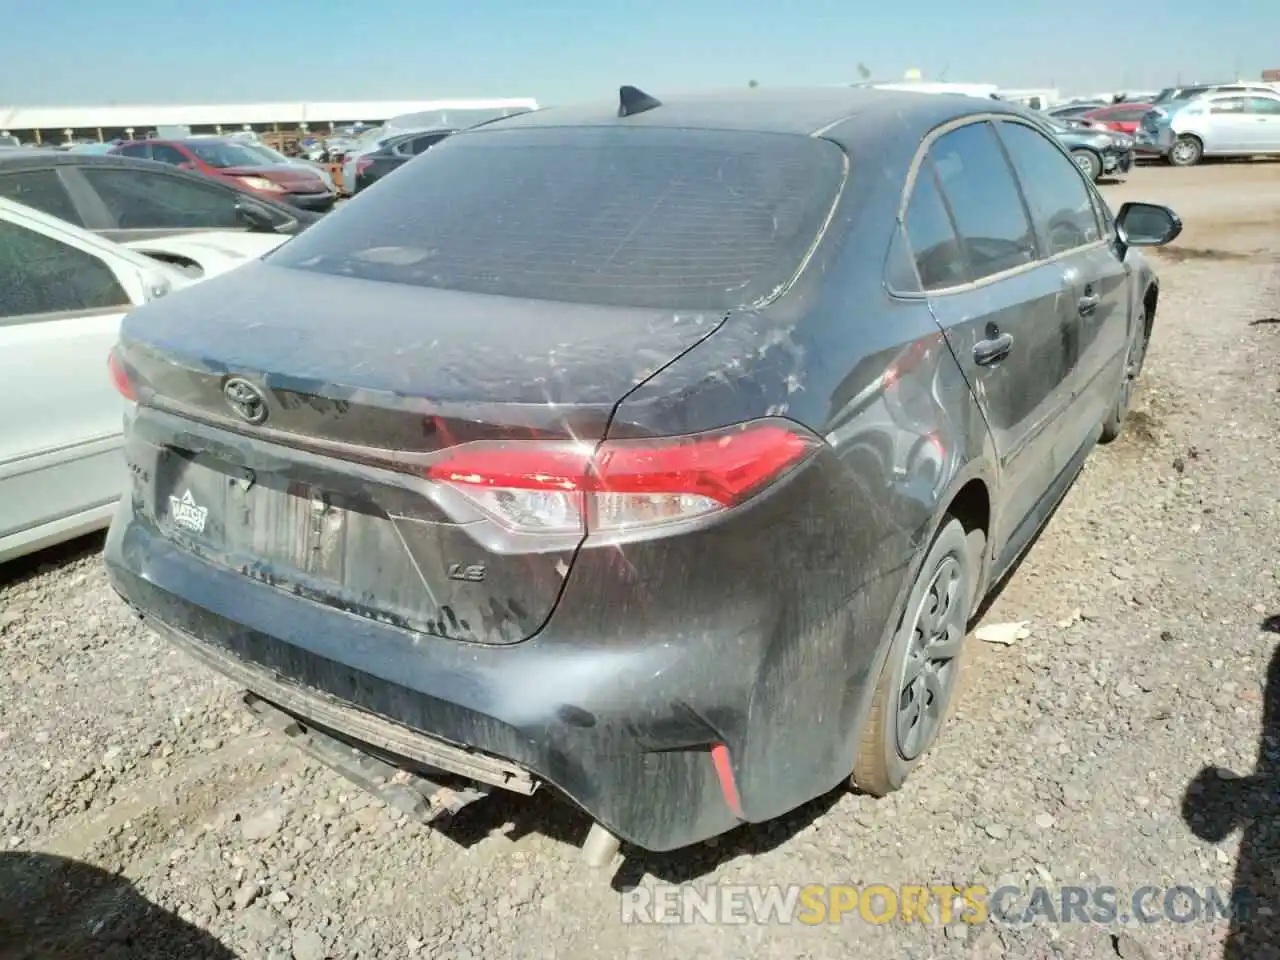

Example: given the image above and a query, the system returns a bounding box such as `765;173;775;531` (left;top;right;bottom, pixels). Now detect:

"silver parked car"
1141;91;1280;166
1151;81;1280;104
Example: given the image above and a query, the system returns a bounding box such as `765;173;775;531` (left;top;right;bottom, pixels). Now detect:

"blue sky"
3;0;1276;105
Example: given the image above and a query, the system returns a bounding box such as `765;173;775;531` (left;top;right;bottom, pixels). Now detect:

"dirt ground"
1;161;1278;960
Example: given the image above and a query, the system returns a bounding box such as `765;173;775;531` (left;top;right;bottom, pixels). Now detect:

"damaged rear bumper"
105;512;751;852
104;428;909;853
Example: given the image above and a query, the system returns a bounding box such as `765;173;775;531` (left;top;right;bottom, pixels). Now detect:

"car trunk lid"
114;262;726;645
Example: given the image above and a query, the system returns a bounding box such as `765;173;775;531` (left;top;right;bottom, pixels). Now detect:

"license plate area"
156;449;371;591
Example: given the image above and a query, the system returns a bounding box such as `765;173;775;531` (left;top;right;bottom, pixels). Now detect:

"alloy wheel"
1171;139;1200;166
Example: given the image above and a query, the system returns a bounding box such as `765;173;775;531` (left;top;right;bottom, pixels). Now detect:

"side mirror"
1115;202;1182;247
235;198;284;234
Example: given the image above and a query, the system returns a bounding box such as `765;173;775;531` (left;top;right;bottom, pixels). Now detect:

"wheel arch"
1070;147;1103;178
1142;281;1159;338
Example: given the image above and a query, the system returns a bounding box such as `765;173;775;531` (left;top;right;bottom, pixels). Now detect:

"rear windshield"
267;126;847;310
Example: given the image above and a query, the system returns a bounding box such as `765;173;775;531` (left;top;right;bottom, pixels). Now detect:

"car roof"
0;149;201;173
0;148;153;169
1190;89;1279;102
470;86;1026;140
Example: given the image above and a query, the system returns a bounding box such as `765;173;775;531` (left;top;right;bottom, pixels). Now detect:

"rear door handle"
973;333;1013;366
1078;294;1101;315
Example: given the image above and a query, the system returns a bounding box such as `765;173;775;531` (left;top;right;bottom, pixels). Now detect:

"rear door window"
0;169;83;225
1208;97;1248;114
902;159;969;291
150;144;189;166
927;121;1038;280
268;127;848;310
995;121;1100;256
407;133;449;155
1247;97;1280;115
80;167;243;229
0;219;130;318
116;143;151;160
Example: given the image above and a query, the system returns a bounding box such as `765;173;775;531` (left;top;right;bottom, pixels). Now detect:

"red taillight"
425;420;821;537
108;350;135;400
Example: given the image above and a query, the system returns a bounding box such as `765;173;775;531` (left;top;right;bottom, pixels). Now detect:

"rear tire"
1071;149;1102;182
1099;309;1150;443
852;518;982;797
1168;135;1202;167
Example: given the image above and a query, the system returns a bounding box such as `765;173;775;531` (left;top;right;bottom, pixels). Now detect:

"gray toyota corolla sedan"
104;86;1180;864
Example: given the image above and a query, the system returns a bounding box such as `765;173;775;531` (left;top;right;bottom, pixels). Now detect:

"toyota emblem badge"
223;377;268;425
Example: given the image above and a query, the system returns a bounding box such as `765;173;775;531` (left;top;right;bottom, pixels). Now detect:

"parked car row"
1045;81;1280;167
1138;89;1280;165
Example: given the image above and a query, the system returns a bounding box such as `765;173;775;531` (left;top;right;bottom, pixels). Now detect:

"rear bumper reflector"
710;742;743;818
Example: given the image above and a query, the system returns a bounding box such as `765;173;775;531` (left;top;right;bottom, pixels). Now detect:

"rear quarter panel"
603;136;998;822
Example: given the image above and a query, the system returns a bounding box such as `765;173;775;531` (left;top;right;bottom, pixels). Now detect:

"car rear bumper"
105;522;736;851
1134;127;1174;156
104;450;912;851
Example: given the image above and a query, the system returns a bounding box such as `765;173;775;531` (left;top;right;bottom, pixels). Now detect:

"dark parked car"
352;128;454;194
110;138;337;212
1045;118;1135;181
0;150;318;242
105;87;1180;863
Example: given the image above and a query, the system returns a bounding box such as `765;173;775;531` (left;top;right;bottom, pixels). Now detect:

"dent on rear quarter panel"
600;154;995;821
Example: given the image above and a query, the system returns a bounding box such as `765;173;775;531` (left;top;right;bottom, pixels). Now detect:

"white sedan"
0;198;288;564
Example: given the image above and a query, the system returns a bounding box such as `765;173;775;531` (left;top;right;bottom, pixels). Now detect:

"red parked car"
110;138;336;212
1079;103;1154;135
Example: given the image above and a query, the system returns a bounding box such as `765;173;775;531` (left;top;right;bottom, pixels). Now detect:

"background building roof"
0;98;538;131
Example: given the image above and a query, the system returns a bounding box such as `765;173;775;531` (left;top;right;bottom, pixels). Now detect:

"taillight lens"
425;420;821;537
108;349;135;400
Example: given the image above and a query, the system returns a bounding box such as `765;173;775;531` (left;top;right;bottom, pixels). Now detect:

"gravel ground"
2;163;1278;960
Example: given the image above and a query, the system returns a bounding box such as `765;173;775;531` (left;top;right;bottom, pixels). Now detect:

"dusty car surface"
103;86;1181;861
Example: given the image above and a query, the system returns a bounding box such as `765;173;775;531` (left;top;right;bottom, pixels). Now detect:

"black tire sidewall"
874;517;975;788
1100;309;1149;443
